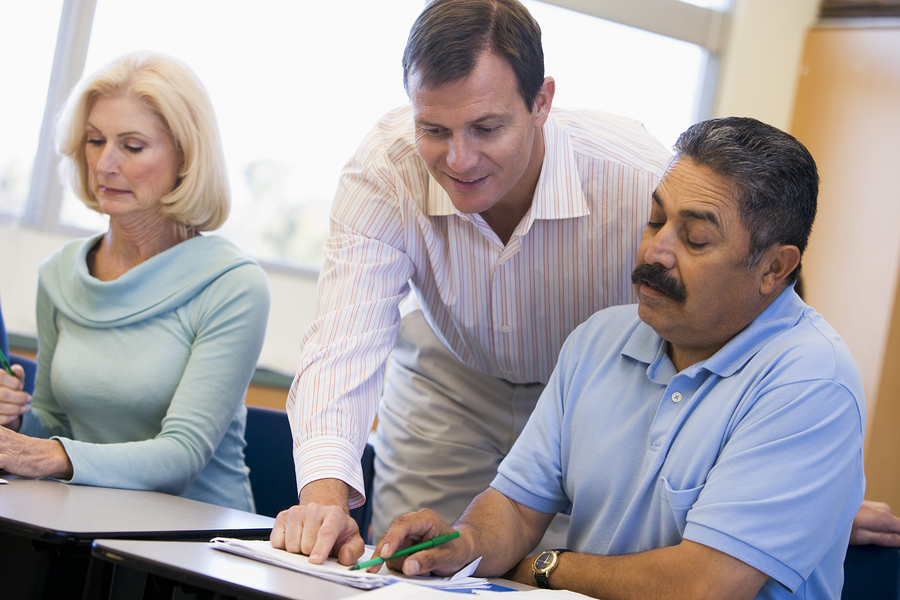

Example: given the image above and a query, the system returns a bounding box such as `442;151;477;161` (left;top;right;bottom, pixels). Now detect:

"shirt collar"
622;283;807;379
424;112;592;224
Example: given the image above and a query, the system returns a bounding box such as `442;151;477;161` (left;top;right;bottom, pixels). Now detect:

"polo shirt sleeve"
491;323;582;516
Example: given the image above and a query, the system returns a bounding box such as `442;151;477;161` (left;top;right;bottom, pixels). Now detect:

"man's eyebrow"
680;207;721;229
651;190;722;230
415;113;509;128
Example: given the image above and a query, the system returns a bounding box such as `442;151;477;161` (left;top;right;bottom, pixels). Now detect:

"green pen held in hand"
349;530;461;571
0;347;15;377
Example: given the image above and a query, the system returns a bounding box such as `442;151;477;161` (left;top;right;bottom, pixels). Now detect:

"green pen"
349;530;461;571
0;347;15;377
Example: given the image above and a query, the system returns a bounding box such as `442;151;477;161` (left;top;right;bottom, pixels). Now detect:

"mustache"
631;262;687;305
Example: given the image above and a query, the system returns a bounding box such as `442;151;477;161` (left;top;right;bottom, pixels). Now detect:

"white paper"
208;538;489;592
344;581;601;598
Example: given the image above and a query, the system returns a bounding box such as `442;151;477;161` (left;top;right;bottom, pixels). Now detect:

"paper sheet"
344;581;599;598
208;537;488;592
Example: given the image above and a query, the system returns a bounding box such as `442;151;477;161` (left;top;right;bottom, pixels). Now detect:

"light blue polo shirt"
492;285;865;599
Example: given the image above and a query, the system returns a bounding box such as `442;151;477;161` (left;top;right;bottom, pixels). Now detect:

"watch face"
534;551;557;572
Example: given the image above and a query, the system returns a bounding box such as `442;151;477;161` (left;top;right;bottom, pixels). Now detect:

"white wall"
0;0;821;376
714;0;820;127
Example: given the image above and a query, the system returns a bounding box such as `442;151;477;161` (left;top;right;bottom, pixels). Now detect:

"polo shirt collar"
623;283;806;379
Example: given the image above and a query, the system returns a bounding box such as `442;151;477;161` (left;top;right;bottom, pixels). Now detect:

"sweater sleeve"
58;264;270;495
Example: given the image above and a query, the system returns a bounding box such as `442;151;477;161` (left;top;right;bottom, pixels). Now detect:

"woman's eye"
125;145;143;153
86;138;104;146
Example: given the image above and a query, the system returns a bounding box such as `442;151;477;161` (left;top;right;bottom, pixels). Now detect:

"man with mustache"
372;117;865;600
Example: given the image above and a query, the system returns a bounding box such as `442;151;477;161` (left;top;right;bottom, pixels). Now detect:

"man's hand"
0;364;31;430
270;478;365;565
850;500;900;547
371;508;469;576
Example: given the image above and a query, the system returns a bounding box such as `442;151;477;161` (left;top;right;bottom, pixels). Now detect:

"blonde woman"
0;52;269;511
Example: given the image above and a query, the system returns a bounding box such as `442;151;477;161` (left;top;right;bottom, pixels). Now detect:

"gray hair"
673;117;818;283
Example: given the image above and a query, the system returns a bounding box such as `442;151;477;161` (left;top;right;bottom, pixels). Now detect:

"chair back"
842;544;900;600
244;406;300;518
243;405;376;543
0;295;37;395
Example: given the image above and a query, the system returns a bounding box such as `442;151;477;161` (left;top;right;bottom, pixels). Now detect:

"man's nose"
446;134;479;174
641;227;677;270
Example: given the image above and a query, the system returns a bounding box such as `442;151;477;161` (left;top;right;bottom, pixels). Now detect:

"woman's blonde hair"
56;51;230;232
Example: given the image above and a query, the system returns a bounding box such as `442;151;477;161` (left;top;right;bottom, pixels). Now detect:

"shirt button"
671;392;682;403
500;325;511;333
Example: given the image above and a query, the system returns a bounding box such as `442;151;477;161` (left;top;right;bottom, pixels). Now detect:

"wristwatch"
532;549;568;589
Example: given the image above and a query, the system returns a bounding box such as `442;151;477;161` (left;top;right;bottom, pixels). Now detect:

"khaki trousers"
372;309;569;551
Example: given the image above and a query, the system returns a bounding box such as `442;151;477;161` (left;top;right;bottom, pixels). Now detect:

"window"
10;0;729;271
0;0;65;220
523;0;705;150
60;0;425;269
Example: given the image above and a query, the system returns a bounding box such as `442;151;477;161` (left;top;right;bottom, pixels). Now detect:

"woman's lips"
99;186;130;195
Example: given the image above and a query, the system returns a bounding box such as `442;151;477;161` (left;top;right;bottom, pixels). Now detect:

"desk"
93;539;360;600
91;539;534;599
0;476;275;599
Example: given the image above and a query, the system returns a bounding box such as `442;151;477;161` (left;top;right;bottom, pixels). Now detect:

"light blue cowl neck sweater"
20;232;270;512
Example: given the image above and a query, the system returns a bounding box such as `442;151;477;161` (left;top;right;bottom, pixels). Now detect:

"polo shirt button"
500;325;511;333
671;392;682;403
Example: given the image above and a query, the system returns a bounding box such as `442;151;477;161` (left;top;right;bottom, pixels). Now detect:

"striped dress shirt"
287;104;672;507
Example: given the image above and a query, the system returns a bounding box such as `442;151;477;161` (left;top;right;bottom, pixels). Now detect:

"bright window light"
54;0;707;269
0;0;65;219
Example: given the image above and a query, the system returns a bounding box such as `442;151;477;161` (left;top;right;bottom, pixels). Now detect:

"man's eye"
647;221;664;229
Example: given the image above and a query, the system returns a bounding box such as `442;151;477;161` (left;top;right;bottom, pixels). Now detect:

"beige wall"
714;0;820;128
790;24;900;505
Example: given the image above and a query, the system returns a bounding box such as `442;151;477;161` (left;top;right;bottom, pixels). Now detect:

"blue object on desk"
244;405;376;543
842;544;900;600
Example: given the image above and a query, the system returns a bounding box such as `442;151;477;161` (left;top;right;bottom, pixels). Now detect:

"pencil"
348;530;461;571
0;347;15;377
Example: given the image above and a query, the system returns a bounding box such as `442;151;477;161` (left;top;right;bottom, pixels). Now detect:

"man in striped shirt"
271;0;670;564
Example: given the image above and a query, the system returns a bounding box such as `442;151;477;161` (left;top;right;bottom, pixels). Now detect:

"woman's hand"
0;426;74;479
0;364;31;430
850;500;900;547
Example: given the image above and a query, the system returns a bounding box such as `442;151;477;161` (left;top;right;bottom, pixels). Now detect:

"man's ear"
759;244;801;295
533;77;555;127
